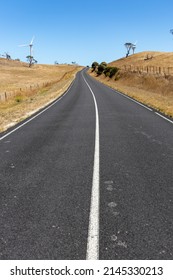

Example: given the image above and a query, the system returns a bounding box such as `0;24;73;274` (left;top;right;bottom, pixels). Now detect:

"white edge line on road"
116;88;173;124
87;74;172;123
86;73;153;112
0;80;75;141
82;74;100;260
155;112;173;124
100;80;173;124
115;90;153;111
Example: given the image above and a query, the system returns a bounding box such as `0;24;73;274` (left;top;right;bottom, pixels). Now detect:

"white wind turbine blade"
19;44;29;47
30;36;35;45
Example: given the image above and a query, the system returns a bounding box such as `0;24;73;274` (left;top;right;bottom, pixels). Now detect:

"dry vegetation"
89;51;173;118
109;51;173;68
0;58;83;132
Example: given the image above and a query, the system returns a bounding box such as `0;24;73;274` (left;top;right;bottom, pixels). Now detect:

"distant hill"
0;57;27;67
109;51;173;68
0;58;82;132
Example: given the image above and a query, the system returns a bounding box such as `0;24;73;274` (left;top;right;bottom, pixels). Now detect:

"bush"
103;66;112;77
97;63;106;75
109;67;119;78
100;62;107;67
91;61;99;72
103;66;119;78
15;96;23;103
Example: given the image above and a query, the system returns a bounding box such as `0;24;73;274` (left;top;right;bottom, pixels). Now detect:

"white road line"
115;90;153;111
88;74;173;124
0;81;75;141
82;74;100;260
155;112;173;124
130;98;153;111
86;74;153;112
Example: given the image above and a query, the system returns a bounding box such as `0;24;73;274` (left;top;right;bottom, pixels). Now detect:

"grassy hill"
89;51;173;118
0;58;82;132
109;51;173;68
0;58;80;101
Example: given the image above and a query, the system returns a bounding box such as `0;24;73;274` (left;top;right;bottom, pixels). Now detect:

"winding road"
0;69;173;260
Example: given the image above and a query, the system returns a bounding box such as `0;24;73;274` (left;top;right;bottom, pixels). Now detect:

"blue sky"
0;0;173;65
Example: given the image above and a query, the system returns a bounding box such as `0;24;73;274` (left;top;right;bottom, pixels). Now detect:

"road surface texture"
0;69;173;260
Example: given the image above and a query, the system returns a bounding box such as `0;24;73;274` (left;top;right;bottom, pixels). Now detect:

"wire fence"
122;65;173;76
0;83;46;102
0;70;75;102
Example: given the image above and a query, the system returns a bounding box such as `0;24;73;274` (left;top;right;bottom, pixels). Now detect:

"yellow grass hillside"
109;51;173;68
0;58;83;132
89;51;173;118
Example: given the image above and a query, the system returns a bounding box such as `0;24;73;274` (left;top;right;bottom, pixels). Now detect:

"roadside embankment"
88;69;173;118
0;60;83;132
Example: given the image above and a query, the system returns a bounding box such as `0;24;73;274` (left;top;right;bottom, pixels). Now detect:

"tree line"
91;61;119;78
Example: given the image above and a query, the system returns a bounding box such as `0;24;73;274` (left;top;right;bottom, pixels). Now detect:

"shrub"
15;96;23;103
91;61;99;72
103;66;112;77
109;67;119;78
97;63;106;75
103;66;119;78
100;62;107;67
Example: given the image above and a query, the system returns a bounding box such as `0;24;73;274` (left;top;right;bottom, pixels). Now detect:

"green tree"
97;62;107;75
97;63;105;75
103;66;112;77
91;61;99;72
100;62;107;67
109;67;119;78
26;55;37;67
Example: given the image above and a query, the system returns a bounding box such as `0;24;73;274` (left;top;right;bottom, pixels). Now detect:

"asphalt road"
0;69;173;260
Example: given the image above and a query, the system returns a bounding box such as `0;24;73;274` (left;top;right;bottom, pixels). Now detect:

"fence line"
122;65;173;75
0;84;40;102
0;68;79;103
0;72;71;103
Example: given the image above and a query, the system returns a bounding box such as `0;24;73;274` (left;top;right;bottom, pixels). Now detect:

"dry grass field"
90;51;173;118
0;58;82;132
109;51;173;68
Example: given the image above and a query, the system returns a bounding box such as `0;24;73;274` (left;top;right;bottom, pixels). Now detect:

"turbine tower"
19;36;35;66
131;41;137;54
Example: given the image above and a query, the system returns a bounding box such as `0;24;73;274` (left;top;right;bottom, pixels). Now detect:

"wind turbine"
19;36;35;66
131;41;137;54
